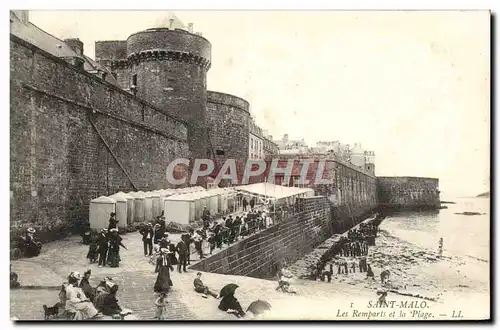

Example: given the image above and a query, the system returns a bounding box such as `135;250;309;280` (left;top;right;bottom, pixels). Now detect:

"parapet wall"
191;196;355;278
10;35;190;242
207;90;250;112
376;176;440;210
206;91;250;163
95;40;128;61
127;28;211;62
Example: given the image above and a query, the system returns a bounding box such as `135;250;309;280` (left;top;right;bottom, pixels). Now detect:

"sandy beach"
287;215;490;320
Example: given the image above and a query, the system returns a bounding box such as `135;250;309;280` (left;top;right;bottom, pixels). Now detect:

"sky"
27;10;490;197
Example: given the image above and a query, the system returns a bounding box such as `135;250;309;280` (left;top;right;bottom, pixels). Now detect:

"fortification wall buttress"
377;176;440;210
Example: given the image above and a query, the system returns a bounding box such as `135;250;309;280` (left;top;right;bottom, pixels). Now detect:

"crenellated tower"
95;20;212;159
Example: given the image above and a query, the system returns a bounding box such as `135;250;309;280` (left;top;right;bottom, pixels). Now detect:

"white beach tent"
205;189;220;215
146;191;161;219
138;191;153;222
163;192;198;225
108;193;128;229
128;191;145;222
195;190;216;216
89;196;116;230
114;192;135;225
157;189;176;216
175;186;201;195
193;192;205;220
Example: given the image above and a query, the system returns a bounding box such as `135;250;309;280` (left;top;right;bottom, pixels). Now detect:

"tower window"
164;78;177;92
132;74;137;86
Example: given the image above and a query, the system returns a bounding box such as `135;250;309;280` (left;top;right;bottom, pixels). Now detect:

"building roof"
10;11;120;87
10;12;77;58
82;55;120;85
154;12;187;30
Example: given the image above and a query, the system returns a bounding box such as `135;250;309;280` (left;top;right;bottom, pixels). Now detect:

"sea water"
379;197;490;261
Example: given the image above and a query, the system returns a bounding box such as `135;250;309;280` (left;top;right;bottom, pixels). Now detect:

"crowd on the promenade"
12;198;388;320
14;197;283;320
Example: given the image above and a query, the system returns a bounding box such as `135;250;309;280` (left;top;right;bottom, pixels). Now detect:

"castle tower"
96;18;212;160
126;26;211;158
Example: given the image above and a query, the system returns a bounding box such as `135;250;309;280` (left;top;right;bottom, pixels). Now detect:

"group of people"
355;222;378;238
152;270;246;320
193;272;248;319
85;213;127;268
56;270;132;320
338;236;369;257
17;227;43;258
203;208;273;252
308;220;379;283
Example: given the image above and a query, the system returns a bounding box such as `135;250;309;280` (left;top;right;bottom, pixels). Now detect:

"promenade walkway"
11;229;381;320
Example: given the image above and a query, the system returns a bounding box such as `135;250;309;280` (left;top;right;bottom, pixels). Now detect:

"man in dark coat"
97;229;109;268
225;216;234;243
153;224;164;245
139;223;154;256
231;216;242;242
193;272;218;298
202;207;211;228
107;213;118;232
182;231;194;265
242;198;248;211
176;239;189;273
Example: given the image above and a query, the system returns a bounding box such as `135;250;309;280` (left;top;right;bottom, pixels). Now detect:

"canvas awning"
234;183;314;201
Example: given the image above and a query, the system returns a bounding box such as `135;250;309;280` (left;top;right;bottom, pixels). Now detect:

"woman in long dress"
65;275;100;320
154;248;174;294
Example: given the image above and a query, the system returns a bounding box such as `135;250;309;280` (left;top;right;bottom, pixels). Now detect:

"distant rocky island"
476;191;490;198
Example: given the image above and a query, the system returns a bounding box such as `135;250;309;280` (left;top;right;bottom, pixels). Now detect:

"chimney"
169;18;174;29
188;23;194;33
64;38;84;56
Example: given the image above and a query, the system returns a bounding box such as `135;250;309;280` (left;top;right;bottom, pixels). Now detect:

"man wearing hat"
181;229;194;265
108;213;118;232
139;223;154;257
176;237;189;273
153;223;164;245
202;206;211;229
97;228;109;268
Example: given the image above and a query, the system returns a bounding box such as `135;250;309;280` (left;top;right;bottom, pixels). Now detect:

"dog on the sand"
43;302;61;320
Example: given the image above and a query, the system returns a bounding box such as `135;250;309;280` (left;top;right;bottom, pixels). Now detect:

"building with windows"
249;117;264;160
313;140;375;174
275;134;310;154
262;132;279;158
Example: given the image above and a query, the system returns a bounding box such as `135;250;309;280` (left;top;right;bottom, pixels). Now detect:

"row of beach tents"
89;186;239;230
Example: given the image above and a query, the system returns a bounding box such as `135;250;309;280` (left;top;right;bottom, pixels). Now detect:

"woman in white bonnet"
65;272;100;320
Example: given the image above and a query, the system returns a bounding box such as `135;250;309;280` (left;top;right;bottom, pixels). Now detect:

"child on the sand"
154;292;167;320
